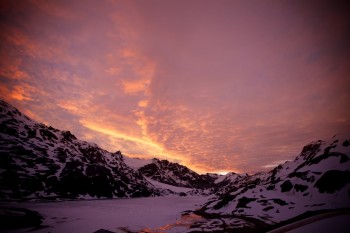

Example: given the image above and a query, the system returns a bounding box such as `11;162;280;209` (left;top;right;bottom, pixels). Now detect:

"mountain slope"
0;100;158;200
193;136;350;231
138;158;217;189
212;172;266;196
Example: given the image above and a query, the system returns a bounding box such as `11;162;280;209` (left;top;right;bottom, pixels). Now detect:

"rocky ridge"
138;158;217;189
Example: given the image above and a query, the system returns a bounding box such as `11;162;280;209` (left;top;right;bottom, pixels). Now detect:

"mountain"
191;136;350;232
137;158;217;189
123;156;215;196
0;100;158;200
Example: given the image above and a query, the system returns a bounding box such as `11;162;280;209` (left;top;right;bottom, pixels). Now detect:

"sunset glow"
1;0;349;174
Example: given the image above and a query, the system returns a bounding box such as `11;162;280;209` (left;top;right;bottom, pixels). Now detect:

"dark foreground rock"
0;207;43;230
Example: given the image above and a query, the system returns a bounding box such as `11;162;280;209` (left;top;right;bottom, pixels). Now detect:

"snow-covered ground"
123;156;152;170
0;196;209;233
145;177;194;193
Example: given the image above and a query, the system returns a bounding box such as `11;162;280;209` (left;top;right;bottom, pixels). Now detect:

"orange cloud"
132;100;255;173
0;83;38;101
1;22;77;66
0;85;12;102
120;49;156;95
105;67;121;76
2;0;348;175
57;101;80;114
138;100;149;108
121;79;150;94
57;97;147;140
79;119;167;156
21;109;38;121
0;58;29;81
10;85;33;101
77;116;198;171
122;49;137;59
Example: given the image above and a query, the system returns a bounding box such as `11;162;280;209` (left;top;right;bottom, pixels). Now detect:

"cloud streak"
1;0;349;173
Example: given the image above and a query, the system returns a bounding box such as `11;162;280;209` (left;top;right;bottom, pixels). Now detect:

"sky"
1;0;349;174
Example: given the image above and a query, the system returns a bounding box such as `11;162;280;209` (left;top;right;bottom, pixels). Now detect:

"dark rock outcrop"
0;207;43;230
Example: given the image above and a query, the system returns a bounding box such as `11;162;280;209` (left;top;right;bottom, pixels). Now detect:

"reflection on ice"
118;212;260;233
120;213;204;233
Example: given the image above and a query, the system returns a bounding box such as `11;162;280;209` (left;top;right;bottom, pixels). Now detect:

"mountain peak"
138;158;216;189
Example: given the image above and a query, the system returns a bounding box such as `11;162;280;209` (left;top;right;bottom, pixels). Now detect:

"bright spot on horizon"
216;171;231;176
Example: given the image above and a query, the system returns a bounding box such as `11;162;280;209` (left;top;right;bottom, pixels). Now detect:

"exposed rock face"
138;158;216;189
0;100;157;200
315;170;350;193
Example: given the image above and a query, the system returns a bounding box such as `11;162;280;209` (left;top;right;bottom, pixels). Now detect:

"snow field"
0;196;209;233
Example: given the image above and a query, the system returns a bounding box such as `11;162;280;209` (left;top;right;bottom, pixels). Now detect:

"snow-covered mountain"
137;158;217;189
192;136;350;231
212;172;263;196
0;100;159;200
123;156;153;170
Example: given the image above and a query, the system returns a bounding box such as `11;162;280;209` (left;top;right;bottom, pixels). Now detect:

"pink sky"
1;0;349;174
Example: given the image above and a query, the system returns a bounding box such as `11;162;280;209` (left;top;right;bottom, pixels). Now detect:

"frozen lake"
0;196;210;233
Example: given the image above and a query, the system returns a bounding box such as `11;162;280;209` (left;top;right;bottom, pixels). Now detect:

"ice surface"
0;196;209;233
145;177;194;193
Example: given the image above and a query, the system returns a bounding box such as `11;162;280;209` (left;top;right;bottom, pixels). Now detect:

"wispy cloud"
1;0;349;173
